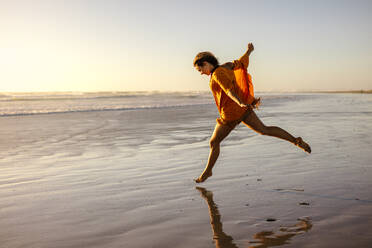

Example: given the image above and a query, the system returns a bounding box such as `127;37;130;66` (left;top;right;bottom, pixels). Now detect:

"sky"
1;0;371;92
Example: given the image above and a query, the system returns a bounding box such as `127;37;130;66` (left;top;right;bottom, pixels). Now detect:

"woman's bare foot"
194;171;213;183
295;137;311;153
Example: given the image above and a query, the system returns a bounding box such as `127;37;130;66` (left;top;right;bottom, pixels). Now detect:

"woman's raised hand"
248;43;254;53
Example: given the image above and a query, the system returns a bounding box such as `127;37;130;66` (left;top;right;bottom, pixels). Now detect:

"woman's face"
195;62;213;76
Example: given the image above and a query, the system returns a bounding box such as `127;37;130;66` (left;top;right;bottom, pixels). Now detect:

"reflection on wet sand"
196;187;312;248
196;187;238;248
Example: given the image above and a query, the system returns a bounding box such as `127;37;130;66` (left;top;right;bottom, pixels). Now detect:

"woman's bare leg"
242;110;311;153
242;110;296;143
195;122;235;183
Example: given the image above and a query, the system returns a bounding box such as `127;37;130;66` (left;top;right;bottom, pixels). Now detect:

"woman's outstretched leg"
242;110;311;153
195;122;235;183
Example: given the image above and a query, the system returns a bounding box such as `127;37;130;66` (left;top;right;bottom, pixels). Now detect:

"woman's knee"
209;138;220;149
243;121;267;135
254;125;270;135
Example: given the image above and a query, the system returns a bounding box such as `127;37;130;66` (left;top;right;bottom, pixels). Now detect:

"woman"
193;43;311;183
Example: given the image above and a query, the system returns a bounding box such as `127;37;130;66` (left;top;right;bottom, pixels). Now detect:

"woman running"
193;43;311;183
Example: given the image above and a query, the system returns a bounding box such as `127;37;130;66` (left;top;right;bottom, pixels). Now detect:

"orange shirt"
210;50;250;121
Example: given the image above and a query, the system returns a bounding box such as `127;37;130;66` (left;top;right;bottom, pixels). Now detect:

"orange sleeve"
233;50;249;70
213;68;234;94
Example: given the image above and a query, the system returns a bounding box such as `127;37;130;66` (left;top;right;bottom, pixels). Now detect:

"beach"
1;92;372;248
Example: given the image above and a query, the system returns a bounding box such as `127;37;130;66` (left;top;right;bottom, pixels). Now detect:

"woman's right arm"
237;43;254;69
214;69;251;108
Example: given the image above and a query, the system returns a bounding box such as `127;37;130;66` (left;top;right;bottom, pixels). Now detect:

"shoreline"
296;90;372;94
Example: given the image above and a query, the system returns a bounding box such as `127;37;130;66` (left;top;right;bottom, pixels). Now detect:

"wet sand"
1;93;372;247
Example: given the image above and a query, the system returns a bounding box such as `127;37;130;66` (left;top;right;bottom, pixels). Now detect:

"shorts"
216;108;253;129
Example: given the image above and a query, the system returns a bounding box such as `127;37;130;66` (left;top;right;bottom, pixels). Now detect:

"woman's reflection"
196;187;238;248
196;187;312;248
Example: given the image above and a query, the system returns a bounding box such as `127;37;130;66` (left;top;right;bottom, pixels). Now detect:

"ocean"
0;91;341;116
1;92;371;248
0;91;213;116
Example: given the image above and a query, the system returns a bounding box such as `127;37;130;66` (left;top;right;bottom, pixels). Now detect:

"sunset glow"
1;0;371;92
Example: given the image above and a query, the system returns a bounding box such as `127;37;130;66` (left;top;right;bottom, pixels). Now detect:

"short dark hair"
193;51;219;67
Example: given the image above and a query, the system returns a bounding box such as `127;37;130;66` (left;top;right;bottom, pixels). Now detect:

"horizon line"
1;89;371;94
